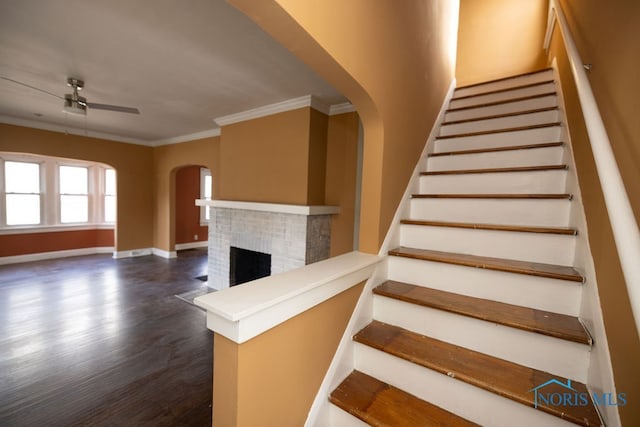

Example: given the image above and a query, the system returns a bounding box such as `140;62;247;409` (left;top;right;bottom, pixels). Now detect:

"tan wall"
0;124;153;251
213;282;364;426
325;112;359;256
556;0;640;226
219;107;326;205
308;108;328;205
228;0;458;254
153;137;219;252
456;0;548;86
548;3;640;425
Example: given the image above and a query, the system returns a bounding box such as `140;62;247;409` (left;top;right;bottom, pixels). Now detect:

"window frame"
200;167;212;226
2;158;43;226
58;163;90;224
0;153;115;233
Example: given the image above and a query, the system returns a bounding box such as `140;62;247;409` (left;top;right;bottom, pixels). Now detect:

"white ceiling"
0;0;346;145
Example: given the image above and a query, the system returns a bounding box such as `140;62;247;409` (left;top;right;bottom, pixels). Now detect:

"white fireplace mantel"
195;199;340;216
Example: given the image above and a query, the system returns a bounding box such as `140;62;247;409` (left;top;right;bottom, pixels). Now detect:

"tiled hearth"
196;200;339;290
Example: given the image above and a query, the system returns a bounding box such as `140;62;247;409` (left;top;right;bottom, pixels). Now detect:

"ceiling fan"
1;76;140;116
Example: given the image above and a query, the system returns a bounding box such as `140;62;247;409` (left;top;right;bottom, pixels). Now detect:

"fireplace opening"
229;246;271;286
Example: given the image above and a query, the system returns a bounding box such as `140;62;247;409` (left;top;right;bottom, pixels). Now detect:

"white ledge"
195;199;339;216
194;251;381;343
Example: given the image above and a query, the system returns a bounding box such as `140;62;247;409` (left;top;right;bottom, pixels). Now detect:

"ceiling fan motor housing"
63;77;87;115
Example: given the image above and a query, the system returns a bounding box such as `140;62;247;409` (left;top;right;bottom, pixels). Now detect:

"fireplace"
230;247;271;286
196;199;339;291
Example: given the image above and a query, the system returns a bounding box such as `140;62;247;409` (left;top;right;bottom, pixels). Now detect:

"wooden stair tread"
429;141;564;157
442;107;559;125
374;281;591;344
452;80;554;101
400;219;577;235
388;247;584;282
455;68;553;91
329;370;479;427
354;321;602;426
412;193;572;200
422;164;567;175
436;122;561;140
446;92;557;113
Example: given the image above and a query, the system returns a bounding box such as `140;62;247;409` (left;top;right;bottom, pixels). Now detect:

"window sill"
0;223;115;235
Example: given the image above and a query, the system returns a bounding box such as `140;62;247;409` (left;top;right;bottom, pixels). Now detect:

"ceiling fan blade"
86;102;140;114
1;76;64;99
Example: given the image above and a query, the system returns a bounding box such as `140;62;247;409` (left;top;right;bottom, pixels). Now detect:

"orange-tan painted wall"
228;0;458;254
0;229;114;257
547;2;640;425
455;0;548;86
0;123;153;252
152;137;218;252
212;282;364;426
175;166;208;245
218;107;327;205
325;112;359;256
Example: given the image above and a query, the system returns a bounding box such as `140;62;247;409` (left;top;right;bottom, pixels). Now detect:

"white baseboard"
0;247;114;265
112;248;153;259
152;248;178;259
175;241;208;251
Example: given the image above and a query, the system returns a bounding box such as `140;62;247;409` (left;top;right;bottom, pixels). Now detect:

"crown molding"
329;102;356;115
152;128;221;146
0;115;149;145
213;95;353;127
214;95;312;127
1;95;356;148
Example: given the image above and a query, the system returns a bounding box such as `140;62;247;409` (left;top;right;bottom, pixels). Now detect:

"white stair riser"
440;109;559;136
387;256;582;315
355;344;576;427
410;198;571;227
329;405;370;427
373;296;589;382
434;127;562;153
399;224;576;265
454;70;554;98
426;146;565;171
419;170;568;194
445;95;557;122
449;82;556;109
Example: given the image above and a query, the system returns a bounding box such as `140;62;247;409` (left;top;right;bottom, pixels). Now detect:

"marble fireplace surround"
196;200;339;290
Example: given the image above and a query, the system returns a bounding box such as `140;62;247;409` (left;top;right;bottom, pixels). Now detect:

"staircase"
327;69;604;426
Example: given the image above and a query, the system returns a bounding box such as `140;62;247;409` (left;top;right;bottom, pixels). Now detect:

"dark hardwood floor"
0;249;213;426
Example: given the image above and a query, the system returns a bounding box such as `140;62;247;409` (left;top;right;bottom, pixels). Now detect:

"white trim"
152;247;177;259
549;59;620;427
112;248;153;259
2;98;352;147
213;95;335;127
0;246;113;265
194;251;381;343
305;78;457;426
151;128;221;146
0;223;114;235
196;199;339;216
0;115;149;145
329;102;356;115
175;241;208;251
545;0;640;336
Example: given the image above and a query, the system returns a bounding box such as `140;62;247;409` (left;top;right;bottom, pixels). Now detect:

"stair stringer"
304;79;457;427
550;59;621;427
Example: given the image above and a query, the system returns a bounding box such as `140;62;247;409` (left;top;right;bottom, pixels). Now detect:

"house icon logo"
529;378;576;408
